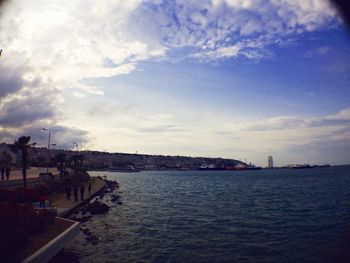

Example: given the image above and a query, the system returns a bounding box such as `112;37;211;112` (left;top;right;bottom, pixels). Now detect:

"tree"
14;136;35;189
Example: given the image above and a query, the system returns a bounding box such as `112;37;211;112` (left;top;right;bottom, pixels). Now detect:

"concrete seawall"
21;217;80;263
55;177;106;217
17;176;107;262
20;177;106;262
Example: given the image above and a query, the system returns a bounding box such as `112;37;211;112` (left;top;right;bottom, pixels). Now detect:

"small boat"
108;165;140;172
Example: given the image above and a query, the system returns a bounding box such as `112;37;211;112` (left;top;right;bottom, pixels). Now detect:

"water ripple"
62;166;350;263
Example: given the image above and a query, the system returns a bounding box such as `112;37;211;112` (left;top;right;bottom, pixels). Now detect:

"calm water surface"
63;166;350;262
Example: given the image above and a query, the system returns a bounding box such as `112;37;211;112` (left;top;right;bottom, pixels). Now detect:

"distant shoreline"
87;164;344;173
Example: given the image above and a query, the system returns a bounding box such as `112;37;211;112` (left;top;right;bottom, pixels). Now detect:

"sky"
0;0;350;166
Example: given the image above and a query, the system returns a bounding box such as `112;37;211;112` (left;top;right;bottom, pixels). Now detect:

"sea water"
60;166;350;263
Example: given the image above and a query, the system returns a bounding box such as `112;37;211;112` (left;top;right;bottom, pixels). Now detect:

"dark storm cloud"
0;64;89;148
23;124;89;149
0;92;56;127
0;124;89;149
0;65;25;98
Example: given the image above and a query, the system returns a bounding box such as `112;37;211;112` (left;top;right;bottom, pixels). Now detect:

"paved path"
51;177;106;216
1;167;61;181
0;166;107;216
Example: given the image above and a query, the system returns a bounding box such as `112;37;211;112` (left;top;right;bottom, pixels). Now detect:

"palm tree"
14;136;35;189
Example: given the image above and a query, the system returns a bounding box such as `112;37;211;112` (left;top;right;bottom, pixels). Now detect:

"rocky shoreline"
67;177;122;246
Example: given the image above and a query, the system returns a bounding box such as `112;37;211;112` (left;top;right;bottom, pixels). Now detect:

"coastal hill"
0;142;242;170
82;151;242;170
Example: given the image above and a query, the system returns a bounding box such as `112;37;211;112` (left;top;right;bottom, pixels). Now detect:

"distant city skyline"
0;1;350;166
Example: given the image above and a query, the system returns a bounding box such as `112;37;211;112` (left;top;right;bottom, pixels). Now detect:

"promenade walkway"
1;167;60;181
0;167;107;216
51;177;106;216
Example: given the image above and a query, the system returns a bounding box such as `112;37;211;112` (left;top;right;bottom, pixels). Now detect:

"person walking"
1;151;12;181
80;184;85;201
88;182;92;196
0;165;4;180
74;186;78;202
5;165;10;180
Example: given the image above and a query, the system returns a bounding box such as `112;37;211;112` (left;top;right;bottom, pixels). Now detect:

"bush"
0;189;11;202
11;188;40;203
0;202;56;260
0;188;40;203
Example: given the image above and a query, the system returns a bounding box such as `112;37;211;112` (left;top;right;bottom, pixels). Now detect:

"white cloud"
0;0;338;95
0;0;166;97
130;0;336;60
0;0;345;163
327;108;350;120
214;108;350;165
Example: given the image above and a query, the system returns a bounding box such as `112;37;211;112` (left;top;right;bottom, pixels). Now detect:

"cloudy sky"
0;0;349;166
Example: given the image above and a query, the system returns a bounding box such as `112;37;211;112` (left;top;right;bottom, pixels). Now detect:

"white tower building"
268;155;273;168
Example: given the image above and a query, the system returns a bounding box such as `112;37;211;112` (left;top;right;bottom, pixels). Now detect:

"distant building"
268;155;273;168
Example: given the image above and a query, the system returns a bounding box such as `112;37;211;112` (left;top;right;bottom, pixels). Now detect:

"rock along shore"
66;177;122;246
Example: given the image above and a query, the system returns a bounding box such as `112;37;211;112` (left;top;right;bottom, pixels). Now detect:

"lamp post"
42;128;51;174
73;142;78;173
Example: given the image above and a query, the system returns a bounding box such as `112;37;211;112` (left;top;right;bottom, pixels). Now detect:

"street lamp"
42;128;51;174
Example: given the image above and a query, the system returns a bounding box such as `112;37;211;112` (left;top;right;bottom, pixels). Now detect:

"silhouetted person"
5;166;10;180
88;182;92;195
0;166;4;180
74;186;78;202
66;185;72;200
80;185;85;201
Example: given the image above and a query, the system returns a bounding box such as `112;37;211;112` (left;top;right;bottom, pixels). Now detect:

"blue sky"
0;0;349;166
